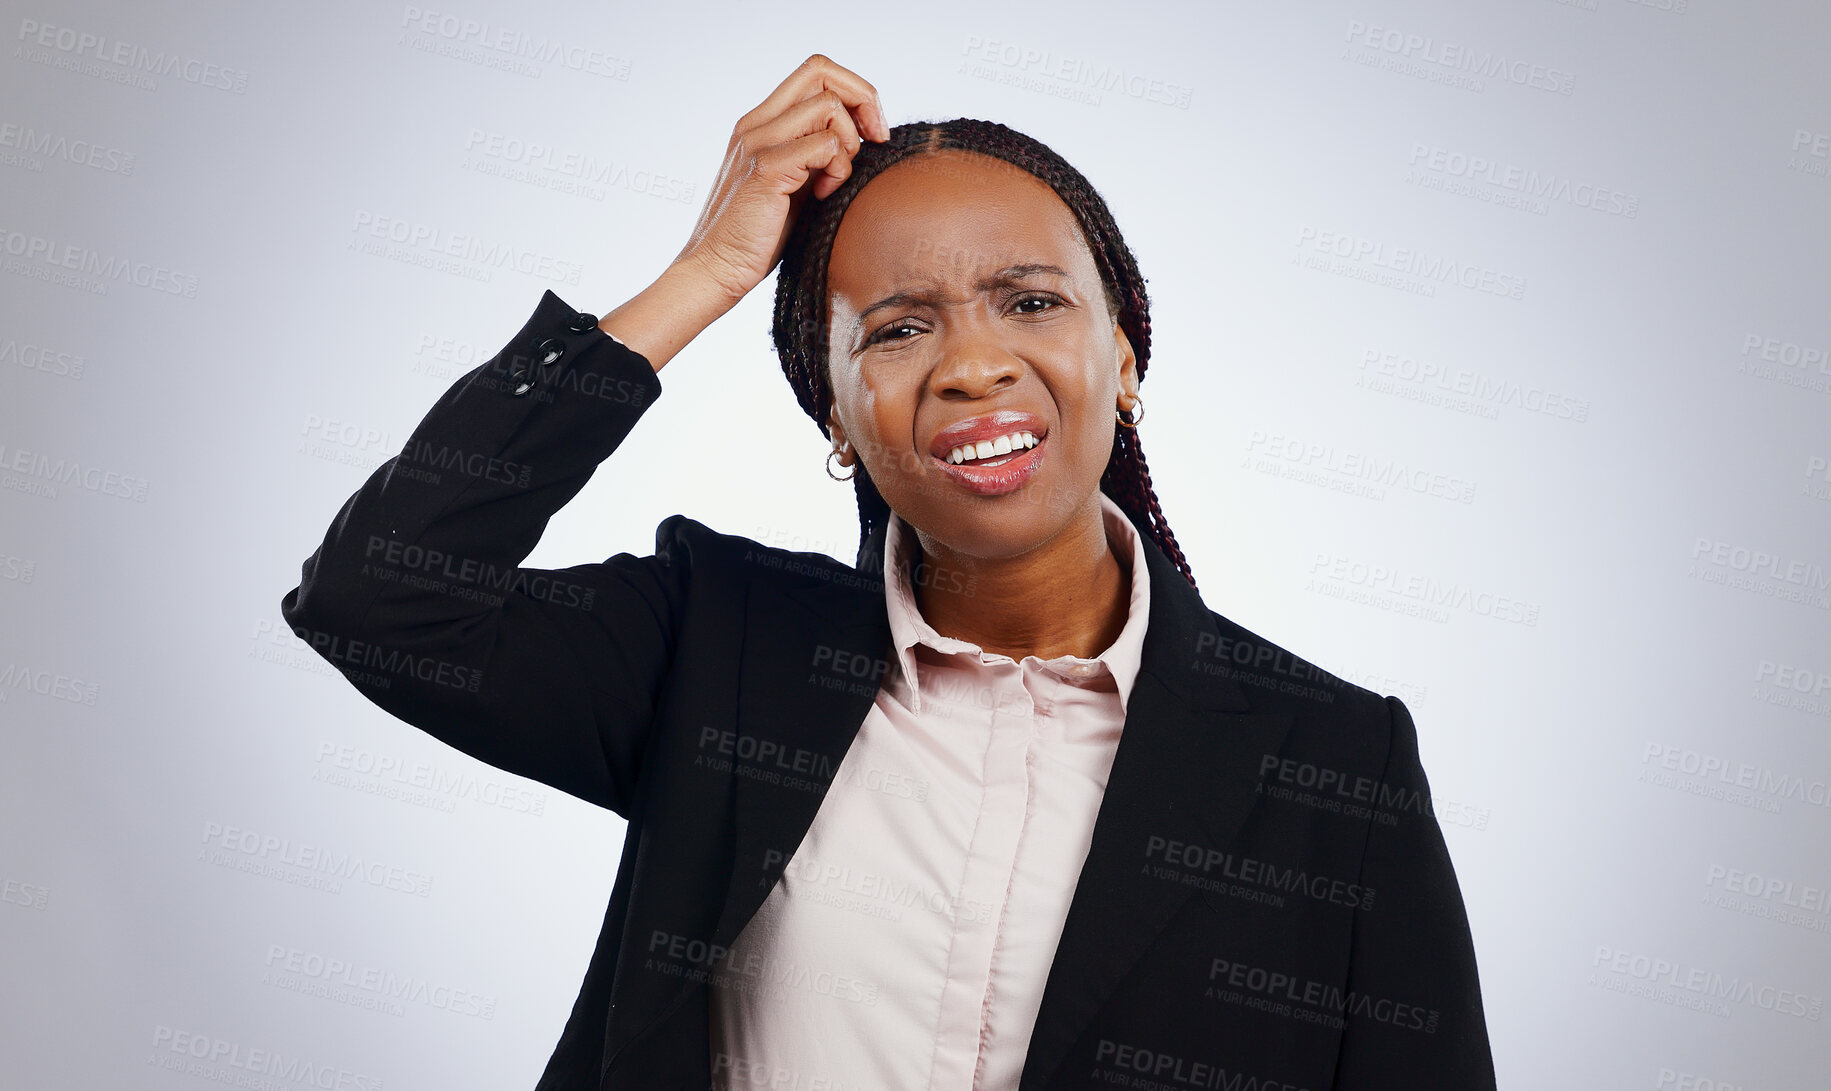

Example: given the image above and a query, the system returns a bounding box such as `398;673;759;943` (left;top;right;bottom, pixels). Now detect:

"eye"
863;293;1065;347
867;320;926;345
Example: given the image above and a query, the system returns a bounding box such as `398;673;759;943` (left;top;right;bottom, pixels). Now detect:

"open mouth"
933;432;1047;496
942;428;1041;467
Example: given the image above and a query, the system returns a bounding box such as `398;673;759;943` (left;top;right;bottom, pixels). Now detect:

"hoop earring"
1116;396;1144;429
826;448;856;481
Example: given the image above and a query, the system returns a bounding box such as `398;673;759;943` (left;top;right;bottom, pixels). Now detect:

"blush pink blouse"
708;491;1152;1090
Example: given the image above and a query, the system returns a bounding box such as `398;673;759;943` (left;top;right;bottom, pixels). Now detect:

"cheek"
1060;362;1120;458
873;413;926;478
1080;415;1118;473
829;370;875;439
841;382;914;472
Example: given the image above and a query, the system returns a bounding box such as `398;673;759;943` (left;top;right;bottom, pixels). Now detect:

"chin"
922;510;1067;563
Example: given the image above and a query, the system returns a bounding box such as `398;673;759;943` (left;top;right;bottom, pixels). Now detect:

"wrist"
597;262;736;373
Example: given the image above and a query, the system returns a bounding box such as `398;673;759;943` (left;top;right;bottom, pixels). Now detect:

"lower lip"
934;437;1046;496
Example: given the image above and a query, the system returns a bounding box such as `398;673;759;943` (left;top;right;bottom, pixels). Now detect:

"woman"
281;54;1495;1091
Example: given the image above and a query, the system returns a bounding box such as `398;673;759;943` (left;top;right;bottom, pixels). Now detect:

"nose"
928;311;1021;399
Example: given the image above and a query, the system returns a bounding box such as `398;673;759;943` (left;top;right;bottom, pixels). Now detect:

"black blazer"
281;289;1496;1090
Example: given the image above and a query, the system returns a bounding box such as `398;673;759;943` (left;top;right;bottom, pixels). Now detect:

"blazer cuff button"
568;311;598;333
537;338;565;366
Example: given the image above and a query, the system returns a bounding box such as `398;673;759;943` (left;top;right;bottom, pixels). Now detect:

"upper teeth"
947;431;1038;464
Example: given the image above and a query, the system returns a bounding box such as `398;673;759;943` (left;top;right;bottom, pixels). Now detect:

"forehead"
827;150;1094;294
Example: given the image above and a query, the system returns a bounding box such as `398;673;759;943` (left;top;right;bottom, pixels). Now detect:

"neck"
910;498;1131;662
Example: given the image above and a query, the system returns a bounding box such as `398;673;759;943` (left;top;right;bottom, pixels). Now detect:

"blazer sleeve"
1330;696;1497;1088
279;289;682;816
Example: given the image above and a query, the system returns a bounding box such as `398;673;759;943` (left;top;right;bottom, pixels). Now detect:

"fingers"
754;128;859;199
746;90;862;198
754;89;861;156
669;55;888;300
738;53;888;145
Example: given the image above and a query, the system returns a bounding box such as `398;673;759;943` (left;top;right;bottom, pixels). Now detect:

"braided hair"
770;118;1197;590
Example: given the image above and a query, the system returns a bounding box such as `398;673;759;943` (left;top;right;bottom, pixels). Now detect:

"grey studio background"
3;0;1828;1087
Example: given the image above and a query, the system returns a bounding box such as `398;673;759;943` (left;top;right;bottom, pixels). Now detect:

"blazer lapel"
709;552;891;954
1017;532;1292;1090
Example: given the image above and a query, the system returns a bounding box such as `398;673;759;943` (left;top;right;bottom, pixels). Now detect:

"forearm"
282;288;662;641
277;288;686;809
598;260;739;373
1331;697;1496;1087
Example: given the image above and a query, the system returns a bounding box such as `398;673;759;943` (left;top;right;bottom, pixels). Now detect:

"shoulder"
1195;607;1404;778
1196;608;1388;716
650;513;886;598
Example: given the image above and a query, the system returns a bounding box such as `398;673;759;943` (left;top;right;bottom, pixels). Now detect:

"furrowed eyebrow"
856;263;1073;325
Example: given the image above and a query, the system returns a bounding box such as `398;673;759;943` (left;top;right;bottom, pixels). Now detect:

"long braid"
771;119;1197;591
